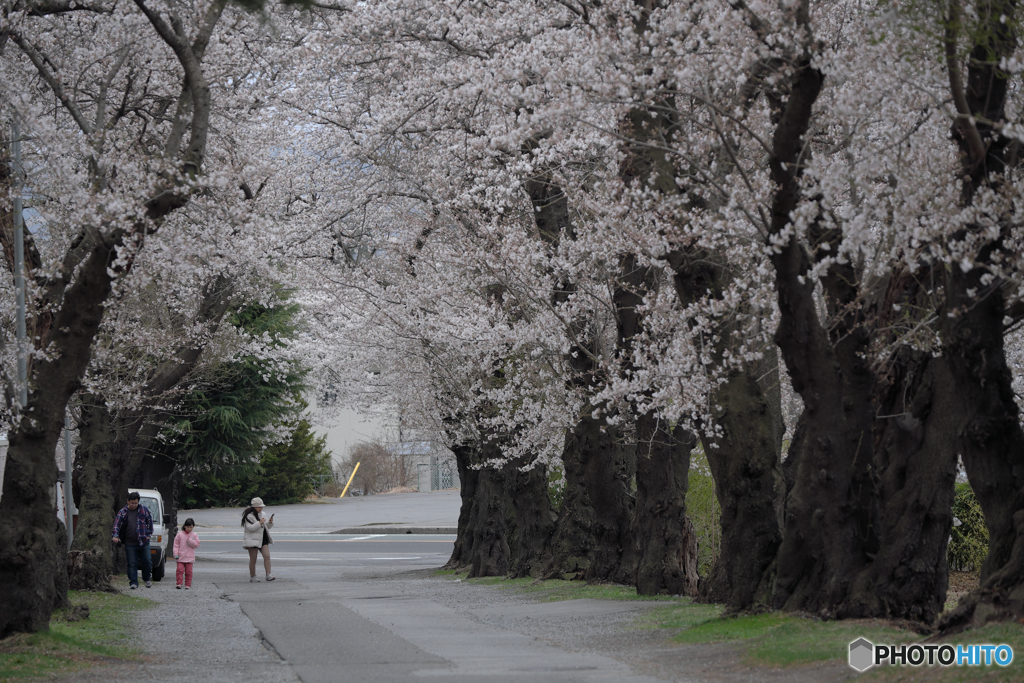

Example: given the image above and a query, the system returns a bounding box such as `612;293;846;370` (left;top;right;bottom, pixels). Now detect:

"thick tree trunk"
936;0;1024;632
697;363;784;612
842;349;959;623
667;248;785;612
617;416;699;596
69;396;123;589
445;440;510;577
446;444;477;570
764;58;887;616
464;463;510;578
543;414;634;581
765;54;960;622
611;251;700;593
0;225;121;634
505;456;556;579
939;269;1024;630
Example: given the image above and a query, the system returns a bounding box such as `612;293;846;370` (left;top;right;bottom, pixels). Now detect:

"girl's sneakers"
184;586;190;590
176;584;182;589
250;577;260;582
265;575;276;581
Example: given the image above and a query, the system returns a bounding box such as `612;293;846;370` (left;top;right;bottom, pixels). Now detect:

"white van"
130;489;172;581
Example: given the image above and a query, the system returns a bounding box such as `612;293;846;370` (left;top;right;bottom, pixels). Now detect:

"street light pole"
12;118;73;547
11;118;27;408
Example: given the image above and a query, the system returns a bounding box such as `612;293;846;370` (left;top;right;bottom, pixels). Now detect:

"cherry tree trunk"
446;444;477;570
765;57;960;622
617;416;699;596
840;346;959;623
0;225;121;633
71;394;164;586
936;1;1024;631
543;415;634;581
766;59;883;617
68;396;123;589
505;456;556;579
446;441;510;577
0;429;67;634
939;270;1024;631
697;364;784;612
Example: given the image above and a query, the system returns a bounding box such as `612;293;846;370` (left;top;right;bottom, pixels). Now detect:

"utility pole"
12;118;26;408
12;117;74;547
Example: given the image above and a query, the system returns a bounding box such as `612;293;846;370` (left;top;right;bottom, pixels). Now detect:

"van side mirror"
163;514;171;525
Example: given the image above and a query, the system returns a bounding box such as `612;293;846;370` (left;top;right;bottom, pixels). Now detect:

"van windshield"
140;497;160;519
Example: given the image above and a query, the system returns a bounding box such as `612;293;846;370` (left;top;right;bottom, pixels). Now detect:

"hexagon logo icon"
849;638;874;672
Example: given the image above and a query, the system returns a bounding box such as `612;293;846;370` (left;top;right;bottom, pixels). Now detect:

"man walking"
112;492;154;589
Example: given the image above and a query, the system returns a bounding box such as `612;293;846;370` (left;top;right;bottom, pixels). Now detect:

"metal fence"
417;456;460;491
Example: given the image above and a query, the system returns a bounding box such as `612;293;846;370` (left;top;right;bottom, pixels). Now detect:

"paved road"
182;491;462;533
189;532;666;683
196;532;455;570
65;492;850;683
66;493;671;682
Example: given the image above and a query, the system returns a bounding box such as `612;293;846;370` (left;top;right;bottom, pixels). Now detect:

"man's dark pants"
124;542;152;586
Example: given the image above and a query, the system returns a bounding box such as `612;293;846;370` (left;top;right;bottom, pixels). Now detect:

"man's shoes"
176;584;182;589
145;581;152;588
250;577;260;582
265;575;276;581
130;584;138;589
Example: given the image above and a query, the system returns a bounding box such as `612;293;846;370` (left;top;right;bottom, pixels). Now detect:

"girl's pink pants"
176;561;194;587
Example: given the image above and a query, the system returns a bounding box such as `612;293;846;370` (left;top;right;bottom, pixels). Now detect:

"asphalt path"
190;531;665;683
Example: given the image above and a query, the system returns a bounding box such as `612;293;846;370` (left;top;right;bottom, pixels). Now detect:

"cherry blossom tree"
0;0;294;633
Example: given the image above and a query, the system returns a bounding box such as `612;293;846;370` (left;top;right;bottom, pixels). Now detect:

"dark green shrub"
947;482;988;574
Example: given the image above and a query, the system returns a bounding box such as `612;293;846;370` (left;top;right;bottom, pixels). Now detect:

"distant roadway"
196;533;455;571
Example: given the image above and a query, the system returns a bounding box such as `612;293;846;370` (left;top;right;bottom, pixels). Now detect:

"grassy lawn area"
452;573;679;602
0;581;154;681
440;571;1023;680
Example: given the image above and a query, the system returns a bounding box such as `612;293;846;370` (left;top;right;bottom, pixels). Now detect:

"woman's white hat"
250;497;265;507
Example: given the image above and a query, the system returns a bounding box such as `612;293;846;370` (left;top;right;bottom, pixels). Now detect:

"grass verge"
0;584;155;681
440;572;1022;679
437;571;678;602
645;603;1022;678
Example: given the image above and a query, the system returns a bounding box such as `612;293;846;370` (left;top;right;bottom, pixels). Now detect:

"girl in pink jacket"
173;518;201;589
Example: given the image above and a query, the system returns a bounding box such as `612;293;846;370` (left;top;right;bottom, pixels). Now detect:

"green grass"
860;623;1024;682
745;617;918;667
653;608;1022;677
450;574;680;602
0;584;155;680
433;568;462;577
641;600;723;630
437;571;1022;680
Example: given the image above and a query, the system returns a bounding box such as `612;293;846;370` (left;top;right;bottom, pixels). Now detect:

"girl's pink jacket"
173;530;200;563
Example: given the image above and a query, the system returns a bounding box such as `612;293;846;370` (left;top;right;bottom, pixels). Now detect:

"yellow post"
340;462;361;498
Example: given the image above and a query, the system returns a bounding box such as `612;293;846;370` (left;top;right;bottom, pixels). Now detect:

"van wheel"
153;557;165;581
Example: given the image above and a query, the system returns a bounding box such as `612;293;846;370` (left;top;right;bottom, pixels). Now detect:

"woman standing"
241;497;275;582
